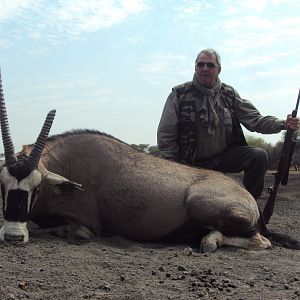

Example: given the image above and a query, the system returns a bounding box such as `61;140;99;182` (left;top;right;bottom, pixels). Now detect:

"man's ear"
218;66;222;74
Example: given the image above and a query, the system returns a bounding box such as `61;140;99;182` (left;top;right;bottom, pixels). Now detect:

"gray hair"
195;48;221;67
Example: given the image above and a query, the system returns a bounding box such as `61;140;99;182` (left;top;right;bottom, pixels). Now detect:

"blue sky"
1;0;299;151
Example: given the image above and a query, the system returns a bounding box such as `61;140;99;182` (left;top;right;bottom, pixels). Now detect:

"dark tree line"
246;132;300;170
131;130;300;171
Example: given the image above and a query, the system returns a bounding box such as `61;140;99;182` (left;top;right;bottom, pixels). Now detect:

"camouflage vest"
173;81;247;164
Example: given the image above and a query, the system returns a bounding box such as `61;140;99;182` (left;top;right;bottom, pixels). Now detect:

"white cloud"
56;0;148;34
123;35;145;45
0;0;149;47
0;0;36;21
238;0;268;13
241;63;300;84
173;0;211;17
228;55;274;68
138;53;191;84
220;9;300;60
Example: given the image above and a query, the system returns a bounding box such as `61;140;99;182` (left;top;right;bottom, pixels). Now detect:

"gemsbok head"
0;71;81;242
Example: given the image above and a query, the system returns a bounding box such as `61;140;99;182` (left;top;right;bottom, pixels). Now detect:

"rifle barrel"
263;89;300;224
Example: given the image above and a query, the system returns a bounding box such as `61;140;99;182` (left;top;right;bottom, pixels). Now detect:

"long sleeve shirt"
157;81;283;162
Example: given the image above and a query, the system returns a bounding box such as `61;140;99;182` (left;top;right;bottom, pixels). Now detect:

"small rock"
151;270;157;275
198;292;206;297
183;247;193;256
18;281;28;290
93;291;110;298
99;282;111;291
120;275;126;281
158;266;165;272
265;276;272;281
177;265;187;271
205;269;212;275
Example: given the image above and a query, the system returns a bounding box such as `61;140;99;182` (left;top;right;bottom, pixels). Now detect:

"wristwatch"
280;121;286;130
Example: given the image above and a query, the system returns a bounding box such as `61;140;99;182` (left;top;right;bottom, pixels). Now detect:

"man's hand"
284;114;300;130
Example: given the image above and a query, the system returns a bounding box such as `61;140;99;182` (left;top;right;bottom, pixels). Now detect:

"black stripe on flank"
220;216;257;238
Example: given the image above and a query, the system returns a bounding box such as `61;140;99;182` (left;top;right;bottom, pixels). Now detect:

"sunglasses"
196;62;218;69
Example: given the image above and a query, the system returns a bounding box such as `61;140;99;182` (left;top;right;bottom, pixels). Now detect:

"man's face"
195;52;221;88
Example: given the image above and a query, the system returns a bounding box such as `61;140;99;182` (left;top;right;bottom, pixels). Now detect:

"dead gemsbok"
0;73;299;252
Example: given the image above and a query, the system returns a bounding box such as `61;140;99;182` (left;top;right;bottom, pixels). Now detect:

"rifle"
263;89;300;224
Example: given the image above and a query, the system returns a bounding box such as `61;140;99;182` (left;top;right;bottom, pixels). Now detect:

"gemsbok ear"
39;163;83;195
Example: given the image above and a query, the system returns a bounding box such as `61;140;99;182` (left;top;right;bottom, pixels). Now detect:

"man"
157;48;300;199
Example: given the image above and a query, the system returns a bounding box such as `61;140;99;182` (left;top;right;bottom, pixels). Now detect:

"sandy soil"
0;171;299;300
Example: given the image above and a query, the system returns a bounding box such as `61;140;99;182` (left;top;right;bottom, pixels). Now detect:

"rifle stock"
263;89;300;224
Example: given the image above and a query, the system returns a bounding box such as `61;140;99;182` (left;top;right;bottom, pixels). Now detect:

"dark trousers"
194;144;268;199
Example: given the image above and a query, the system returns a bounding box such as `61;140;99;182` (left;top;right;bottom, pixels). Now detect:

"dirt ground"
0;171;299;300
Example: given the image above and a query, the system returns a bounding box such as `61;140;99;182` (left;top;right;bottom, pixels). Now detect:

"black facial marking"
4;189;29;222
1;184;5;215
8;159;32;182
